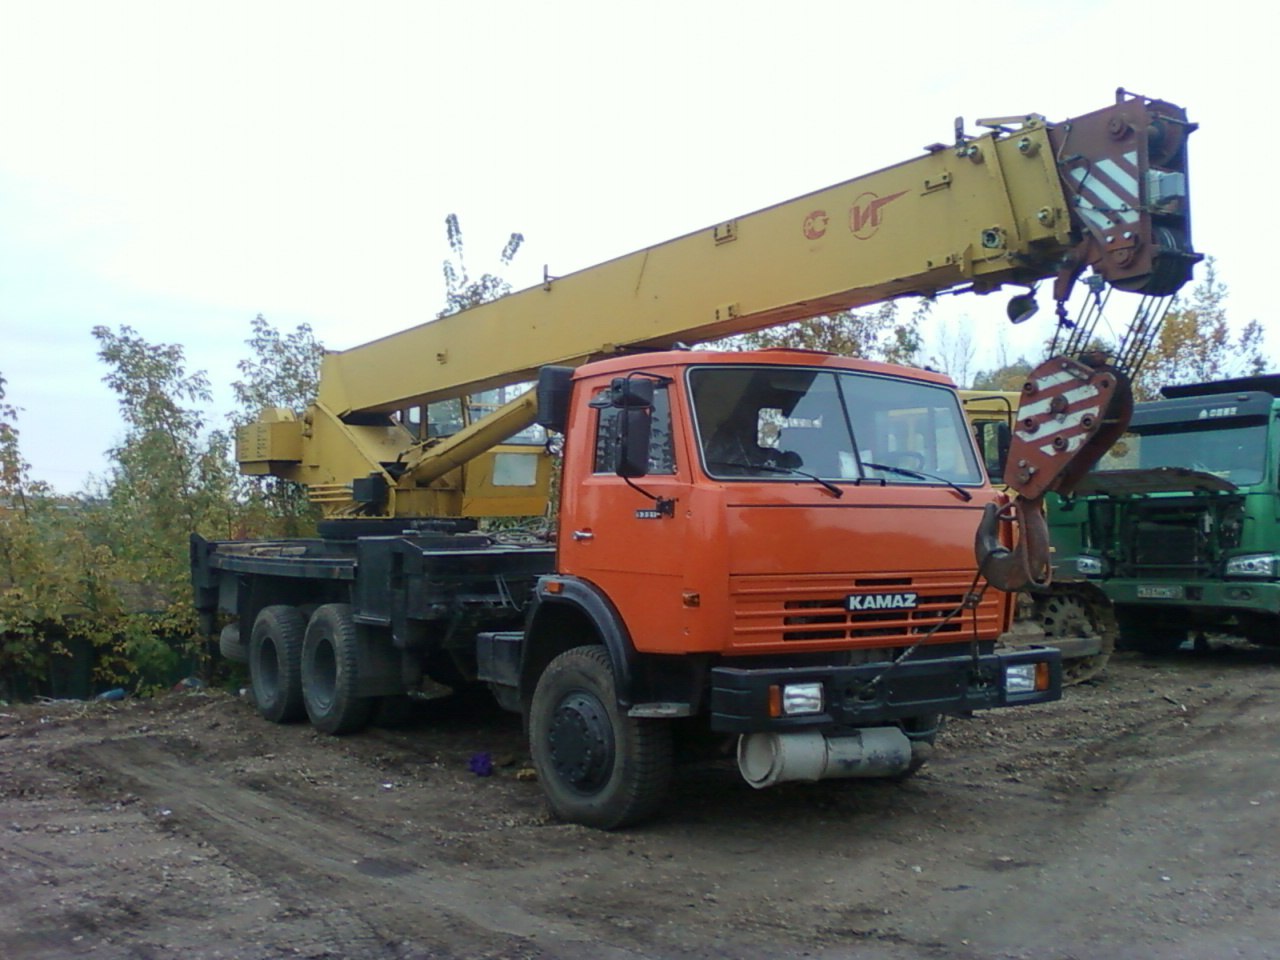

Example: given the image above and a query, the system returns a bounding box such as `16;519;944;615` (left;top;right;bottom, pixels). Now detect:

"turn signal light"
768;685;783;718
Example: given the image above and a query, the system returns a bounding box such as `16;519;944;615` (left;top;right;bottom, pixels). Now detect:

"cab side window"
593;385;676;474
971;418;1009;479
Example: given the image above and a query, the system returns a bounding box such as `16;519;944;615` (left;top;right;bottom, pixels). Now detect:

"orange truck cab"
505;349;1061;823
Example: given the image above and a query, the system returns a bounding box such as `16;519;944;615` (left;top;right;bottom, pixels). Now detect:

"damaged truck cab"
1048;375;1280;651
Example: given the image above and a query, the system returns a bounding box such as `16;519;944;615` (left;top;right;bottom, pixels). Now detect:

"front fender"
521;576;637;707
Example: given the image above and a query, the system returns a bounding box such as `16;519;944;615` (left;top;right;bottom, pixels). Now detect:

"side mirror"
610;377;655;478
615;406;654;478
536;365;575;434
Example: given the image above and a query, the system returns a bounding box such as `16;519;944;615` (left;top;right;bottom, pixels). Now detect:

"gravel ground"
2;639;1278;960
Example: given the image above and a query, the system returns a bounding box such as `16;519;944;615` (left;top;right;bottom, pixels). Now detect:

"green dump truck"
1047;374;1280;652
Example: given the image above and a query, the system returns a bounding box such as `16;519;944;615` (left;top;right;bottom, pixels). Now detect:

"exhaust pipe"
737;727;914;789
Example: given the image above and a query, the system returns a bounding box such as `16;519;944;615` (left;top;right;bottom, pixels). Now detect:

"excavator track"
1003;583;1117;685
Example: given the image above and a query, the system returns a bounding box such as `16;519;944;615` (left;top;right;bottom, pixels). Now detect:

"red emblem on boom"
849;190;908;239
803;210;829;240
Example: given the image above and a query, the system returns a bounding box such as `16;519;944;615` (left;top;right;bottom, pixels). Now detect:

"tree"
438;213;525;318
0;372;32;508
230;314;325;536
1129;259;1267;401
928;316;978;387
92;325;239;675
433;215;553;532
971;356;1035;393
0;373;130;699
709;300;926;366
232;314;325;422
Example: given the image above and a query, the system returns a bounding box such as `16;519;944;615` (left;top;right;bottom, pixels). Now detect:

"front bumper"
709;648;1062;733
1103;578;1280;616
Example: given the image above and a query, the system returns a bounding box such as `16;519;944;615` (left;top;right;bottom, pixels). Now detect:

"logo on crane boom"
849;190;908;239
803;211;829;240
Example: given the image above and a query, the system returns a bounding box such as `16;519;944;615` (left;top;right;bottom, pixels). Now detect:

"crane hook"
974;497;1052;592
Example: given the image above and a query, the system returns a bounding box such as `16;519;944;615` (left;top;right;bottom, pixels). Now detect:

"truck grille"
1132;520;1203;577
729;572;1002;650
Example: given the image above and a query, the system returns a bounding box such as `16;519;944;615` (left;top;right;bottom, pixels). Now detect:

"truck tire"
301;603;375;735
529;646;672;829
249;606;307;724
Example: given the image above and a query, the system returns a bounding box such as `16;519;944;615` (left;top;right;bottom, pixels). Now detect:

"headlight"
1005;662;1049;694
1075;555;1105;576
781;682;824;716
1224;554;1278;578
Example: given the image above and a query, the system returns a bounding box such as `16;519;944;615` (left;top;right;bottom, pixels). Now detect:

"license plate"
1137;584;1184;599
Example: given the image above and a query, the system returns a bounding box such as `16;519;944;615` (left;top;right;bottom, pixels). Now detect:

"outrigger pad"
1003;357;1133;500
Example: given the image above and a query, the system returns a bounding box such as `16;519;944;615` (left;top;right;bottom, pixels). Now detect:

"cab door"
558;381;692;654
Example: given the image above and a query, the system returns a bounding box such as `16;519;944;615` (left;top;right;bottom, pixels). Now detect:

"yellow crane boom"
239;91;1196;519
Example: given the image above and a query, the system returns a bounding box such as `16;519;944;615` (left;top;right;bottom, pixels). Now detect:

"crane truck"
192;90;1197;827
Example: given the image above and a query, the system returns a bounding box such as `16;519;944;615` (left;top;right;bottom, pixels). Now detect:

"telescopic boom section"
240;92;1195;519
319;94;1193;417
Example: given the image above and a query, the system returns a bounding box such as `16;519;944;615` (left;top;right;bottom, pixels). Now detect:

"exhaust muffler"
737;727;914;789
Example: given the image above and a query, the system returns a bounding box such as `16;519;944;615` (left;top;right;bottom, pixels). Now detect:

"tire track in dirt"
6;652;1280;960
903;683;1280;959
61;734;664;959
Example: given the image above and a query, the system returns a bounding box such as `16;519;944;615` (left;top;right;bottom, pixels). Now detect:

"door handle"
572;529;594;541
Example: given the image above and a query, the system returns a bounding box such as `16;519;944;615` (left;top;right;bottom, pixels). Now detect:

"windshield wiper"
861;462;973;502
706;460;843;499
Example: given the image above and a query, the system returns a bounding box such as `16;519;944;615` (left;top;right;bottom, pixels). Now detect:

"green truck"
1047;374;1280;652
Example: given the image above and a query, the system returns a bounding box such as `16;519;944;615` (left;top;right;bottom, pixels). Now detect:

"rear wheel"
301;603;375;735
529;646;672;829
248;606;306;723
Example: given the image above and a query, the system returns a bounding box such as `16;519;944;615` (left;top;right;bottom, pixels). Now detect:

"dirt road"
3;643;1278;960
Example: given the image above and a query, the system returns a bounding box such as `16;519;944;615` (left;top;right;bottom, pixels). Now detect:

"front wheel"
528;646;672;829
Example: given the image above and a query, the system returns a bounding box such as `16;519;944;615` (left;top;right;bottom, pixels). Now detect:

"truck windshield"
1098;418;1269;486
688;366;982;486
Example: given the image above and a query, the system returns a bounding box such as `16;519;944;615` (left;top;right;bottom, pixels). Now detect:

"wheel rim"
547;690;615;795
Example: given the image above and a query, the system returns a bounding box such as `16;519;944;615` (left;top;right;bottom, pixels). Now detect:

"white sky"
1;0;1274;492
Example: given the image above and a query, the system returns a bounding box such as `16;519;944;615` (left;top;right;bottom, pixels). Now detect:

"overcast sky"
1;1;1274;492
